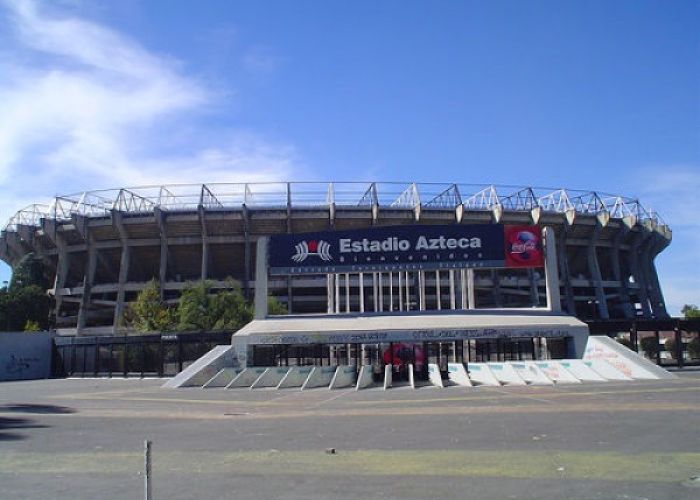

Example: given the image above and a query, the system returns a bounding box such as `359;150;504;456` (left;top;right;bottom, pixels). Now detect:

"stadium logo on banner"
291;240;333;263
504;226;543;267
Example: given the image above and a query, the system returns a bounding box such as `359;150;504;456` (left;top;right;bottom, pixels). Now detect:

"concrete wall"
0;332;53;381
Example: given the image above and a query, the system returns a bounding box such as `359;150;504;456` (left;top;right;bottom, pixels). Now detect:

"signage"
268;224;543;275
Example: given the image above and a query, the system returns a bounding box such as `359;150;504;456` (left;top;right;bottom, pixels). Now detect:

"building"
0;182;671;337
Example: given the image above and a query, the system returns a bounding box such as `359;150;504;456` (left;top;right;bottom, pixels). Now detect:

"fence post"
144;440;152;500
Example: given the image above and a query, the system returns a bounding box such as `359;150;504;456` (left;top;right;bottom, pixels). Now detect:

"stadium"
0;181;671;336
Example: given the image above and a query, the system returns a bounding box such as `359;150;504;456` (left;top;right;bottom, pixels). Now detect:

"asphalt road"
1;374;700;500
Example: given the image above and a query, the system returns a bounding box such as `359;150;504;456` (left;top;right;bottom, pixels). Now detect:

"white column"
359;272;365;313
373;273;378;312
543;226;562;313
419;271;426;311
398;272;404;311
378;272;384;311
460;269;467;309
327;274;334;313
335;273;340;314
449;270;456;310
435;270;441;310
389;272;394;311
467;268;476;309
345;273;350;313
253;237;269;319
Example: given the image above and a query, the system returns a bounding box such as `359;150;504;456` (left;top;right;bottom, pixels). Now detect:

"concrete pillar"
629;231;652;319
646;237;670;318
467;269;476;309
77;237;97;332
557;227;576;314
397;272;403;311
418;271;426;311
327;274;334;314
253;237;269;319
345;273;350;313
612;226;634;319
543;226;561;313
435;271;441;310
587;223;609;319
155;207;168;299
359;273;365;313
242;205;251;299
449;270;456;310
198;206;209;280
112;211;130;333
528;268;540;307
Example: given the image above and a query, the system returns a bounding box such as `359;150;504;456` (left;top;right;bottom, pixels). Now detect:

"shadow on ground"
0;403;74;440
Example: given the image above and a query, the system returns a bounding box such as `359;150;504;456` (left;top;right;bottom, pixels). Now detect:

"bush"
688;337;700;360
617;337;634;350
664;338;677;360
639;336;659;359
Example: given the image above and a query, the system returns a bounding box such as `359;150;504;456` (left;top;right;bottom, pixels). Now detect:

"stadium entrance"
230;223;590;385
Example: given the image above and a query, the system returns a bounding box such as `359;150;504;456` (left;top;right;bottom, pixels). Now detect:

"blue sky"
0;0;697;313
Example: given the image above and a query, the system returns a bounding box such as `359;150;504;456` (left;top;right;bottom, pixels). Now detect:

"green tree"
681;304;700;319
129;280;175;332
267;296;287;315
211;282;253;330
10;253;48;290
0;284;51;331
639;336;659;359
177;281;215;331
23;319;41;331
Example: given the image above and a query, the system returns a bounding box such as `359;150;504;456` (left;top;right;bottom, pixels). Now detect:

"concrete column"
77;236;97;331
587;223;609;319
398;271;403;311
327;274;334;314
646;237;670;318
359;273;365;313
449;270;456;310
335;273;341;314
155;207;168;299
405;271;411;311
242;205;251;299
467;269;476;309
388;272;394;312
435;271;441;310
543;226;561;313
527;268;540;307
557;227;576;314
372;273;378;312
198;206;209;280
345;273;350;313
612;226;633;318
253;237;269;319
111;211;132;333
629;231;652;319
418;271;426;311
378;273;384;311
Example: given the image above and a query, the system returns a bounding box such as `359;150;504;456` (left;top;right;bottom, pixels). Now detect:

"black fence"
52;331;233;378
586;318;700;369
51;318;700;378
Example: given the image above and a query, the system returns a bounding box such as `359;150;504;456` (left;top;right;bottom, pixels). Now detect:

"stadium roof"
4;182;667;232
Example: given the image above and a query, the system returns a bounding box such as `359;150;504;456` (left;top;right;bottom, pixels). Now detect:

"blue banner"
268;224;507;275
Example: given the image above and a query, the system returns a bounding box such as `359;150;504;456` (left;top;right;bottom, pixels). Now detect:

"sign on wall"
268;224;543;275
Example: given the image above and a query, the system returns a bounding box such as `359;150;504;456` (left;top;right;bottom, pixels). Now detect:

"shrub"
688;337;700;360
639;336;659;359
664;338;677;360
617;337;634;350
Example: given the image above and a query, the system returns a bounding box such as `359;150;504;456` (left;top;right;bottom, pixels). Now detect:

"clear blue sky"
0;0;697;313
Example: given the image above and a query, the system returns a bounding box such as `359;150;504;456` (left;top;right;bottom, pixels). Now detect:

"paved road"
1;374;700;499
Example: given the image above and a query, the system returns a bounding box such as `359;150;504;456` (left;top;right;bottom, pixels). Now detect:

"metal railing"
3;182;668;231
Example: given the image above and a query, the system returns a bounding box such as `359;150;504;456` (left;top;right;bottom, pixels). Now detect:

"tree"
681;304;700;319
177;281;215;331
267;296;287;316
664;337;678;360
129;280;175;332
211;282;253;331
10;253;49;290
0;284;51;331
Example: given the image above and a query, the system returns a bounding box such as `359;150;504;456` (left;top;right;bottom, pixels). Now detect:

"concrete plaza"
1;374;700;499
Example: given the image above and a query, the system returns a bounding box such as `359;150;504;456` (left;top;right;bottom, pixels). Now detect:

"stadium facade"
0;182;671;336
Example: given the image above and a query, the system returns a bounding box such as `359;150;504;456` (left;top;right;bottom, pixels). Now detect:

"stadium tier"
0;182;670;335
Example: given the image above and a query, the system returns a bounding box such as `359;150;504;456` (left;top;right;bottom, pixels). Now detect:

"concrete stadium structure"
0;182;671;335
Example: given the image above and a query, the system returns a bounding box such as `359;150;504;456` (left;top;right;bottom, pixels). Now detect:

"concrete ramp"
277;366;313;389
202;368;242;388
251;367;290;389
302;366;337;390
584;336;676;380
356;365;374;390
511;362;553;385
330;366;357;389
226;367;268;388
487;362;526;386
428;363;444;388
558;360;607;382
585;360;631;381
447;363;472;387
162;345;233;388
466;363;501;386
383;365;392;390
534;361;580;384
